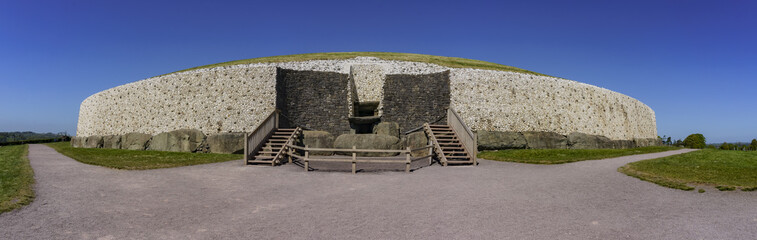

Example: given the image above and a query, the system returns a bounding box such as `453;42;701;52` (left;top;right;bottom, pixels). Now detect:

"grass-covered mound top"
168;52;548;77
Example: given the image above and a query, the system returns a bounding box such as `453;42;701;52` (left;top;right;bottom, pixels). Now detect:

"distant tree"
683;134;706;149
666;137;672;145
720;142;729;150
751;139;757;151
674;139;683;147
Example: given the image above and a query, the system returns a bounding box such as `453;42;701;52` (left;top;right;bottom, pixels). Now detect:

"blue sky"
1;0;755;143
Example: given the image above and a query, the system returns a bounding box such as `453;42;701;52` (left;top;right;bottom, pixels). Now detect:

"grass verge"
163;52;550;77
45;142;242;170
479;146;679;164
618;149;757;191
0;145;34;213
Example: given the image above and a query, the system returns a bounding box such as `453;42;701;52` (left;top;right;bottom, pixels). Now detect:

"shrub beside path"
1;145;755;239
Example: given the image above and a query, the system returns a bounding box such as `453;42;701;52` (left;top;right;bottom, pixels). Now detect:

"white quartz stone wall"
449;69;657;140
77;66;277;136
349;64;385;115
77;58;657;141
350;64;385;102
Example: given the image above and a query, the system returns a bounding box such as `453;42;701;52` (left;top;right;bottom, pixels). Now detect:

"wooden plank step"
447;160;473;164
429;124;450;127
247;160;275;164
270;136;290;138
439;143;462;145
253;156;276;159
261;147;284;151
442;153;466;156
263;145;285;148
441;147;465;150
268;139;289;142
256;151;280;154
277;128;297;131
446;155;470;158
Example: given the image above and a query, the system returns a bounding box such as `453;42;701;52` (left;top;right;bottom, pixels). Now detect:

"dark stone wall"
276;68;352;136
382;71;451;133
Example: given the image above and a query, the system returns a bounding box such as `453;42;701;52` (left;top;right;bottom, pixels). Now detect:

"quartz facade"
77;58;657;142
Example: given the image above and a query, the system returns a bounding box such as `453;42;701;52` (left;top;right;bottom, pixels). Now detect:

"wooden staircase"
247;128;301;166
425;124;475;166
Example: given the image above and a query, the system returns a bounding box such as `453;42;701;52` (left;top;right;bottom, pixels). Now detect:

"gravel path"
1;145;755;239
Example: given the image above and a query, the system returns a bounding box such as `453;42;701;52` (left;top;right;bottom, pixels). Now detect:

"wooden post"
405;147;411;173
274;110;280;128
428;145;433;166
304;145;309;172
472;132;478;165
287;143;293;164
243;132;248;164
352;146;357;174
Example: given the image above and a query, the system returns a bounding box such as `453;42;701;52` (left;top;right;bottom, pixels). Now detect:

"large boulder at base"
84;135;103;148
478;131;527;150
523;131;568;149
406;131;429;157
149;129;206;152
373;122;400;138
334;134;402;157
612;140;635;149
71;137;85;148
302;131;334;156
634;138;660;147
567;132;613;149
206;132;246;154
102;135;122;149
122;132;152;150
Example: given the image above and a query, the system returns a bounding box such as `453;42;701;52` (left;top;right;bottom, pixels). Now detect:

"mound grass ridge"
163;52;549;77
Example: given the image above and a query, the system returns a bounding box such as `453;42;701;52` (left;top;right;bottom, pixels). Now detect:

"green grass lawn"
0;145;34;213
45;142;242;170
163;52;550;77
619;149;757;191
479;146;680;164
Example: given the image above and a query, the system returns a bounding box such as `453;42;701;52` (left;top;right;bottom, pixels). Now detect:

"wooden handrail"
425;123;448;166
447;107;477;164
246;110;278;139
448;107;475;142
244;109;279;162
269;127;300;165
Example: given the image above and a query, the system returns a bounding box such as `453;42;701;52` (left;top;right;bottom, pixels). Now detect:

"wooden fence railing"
244;110;279;162
447;107;477;165
424;123;447;165
285;144;434;174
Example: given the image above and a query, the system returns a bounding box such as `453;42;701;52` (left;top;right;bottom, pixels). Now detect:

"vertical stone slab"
276;68;351;136
382;71;450;133
350;64;385;115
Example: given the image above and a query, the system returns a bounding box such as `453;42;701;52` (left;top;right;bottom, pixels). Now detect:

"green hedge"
0;137;70;146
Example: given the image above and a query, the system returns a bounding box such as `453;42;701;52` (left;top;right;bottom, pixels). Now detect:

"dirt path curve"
1;145;755;239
